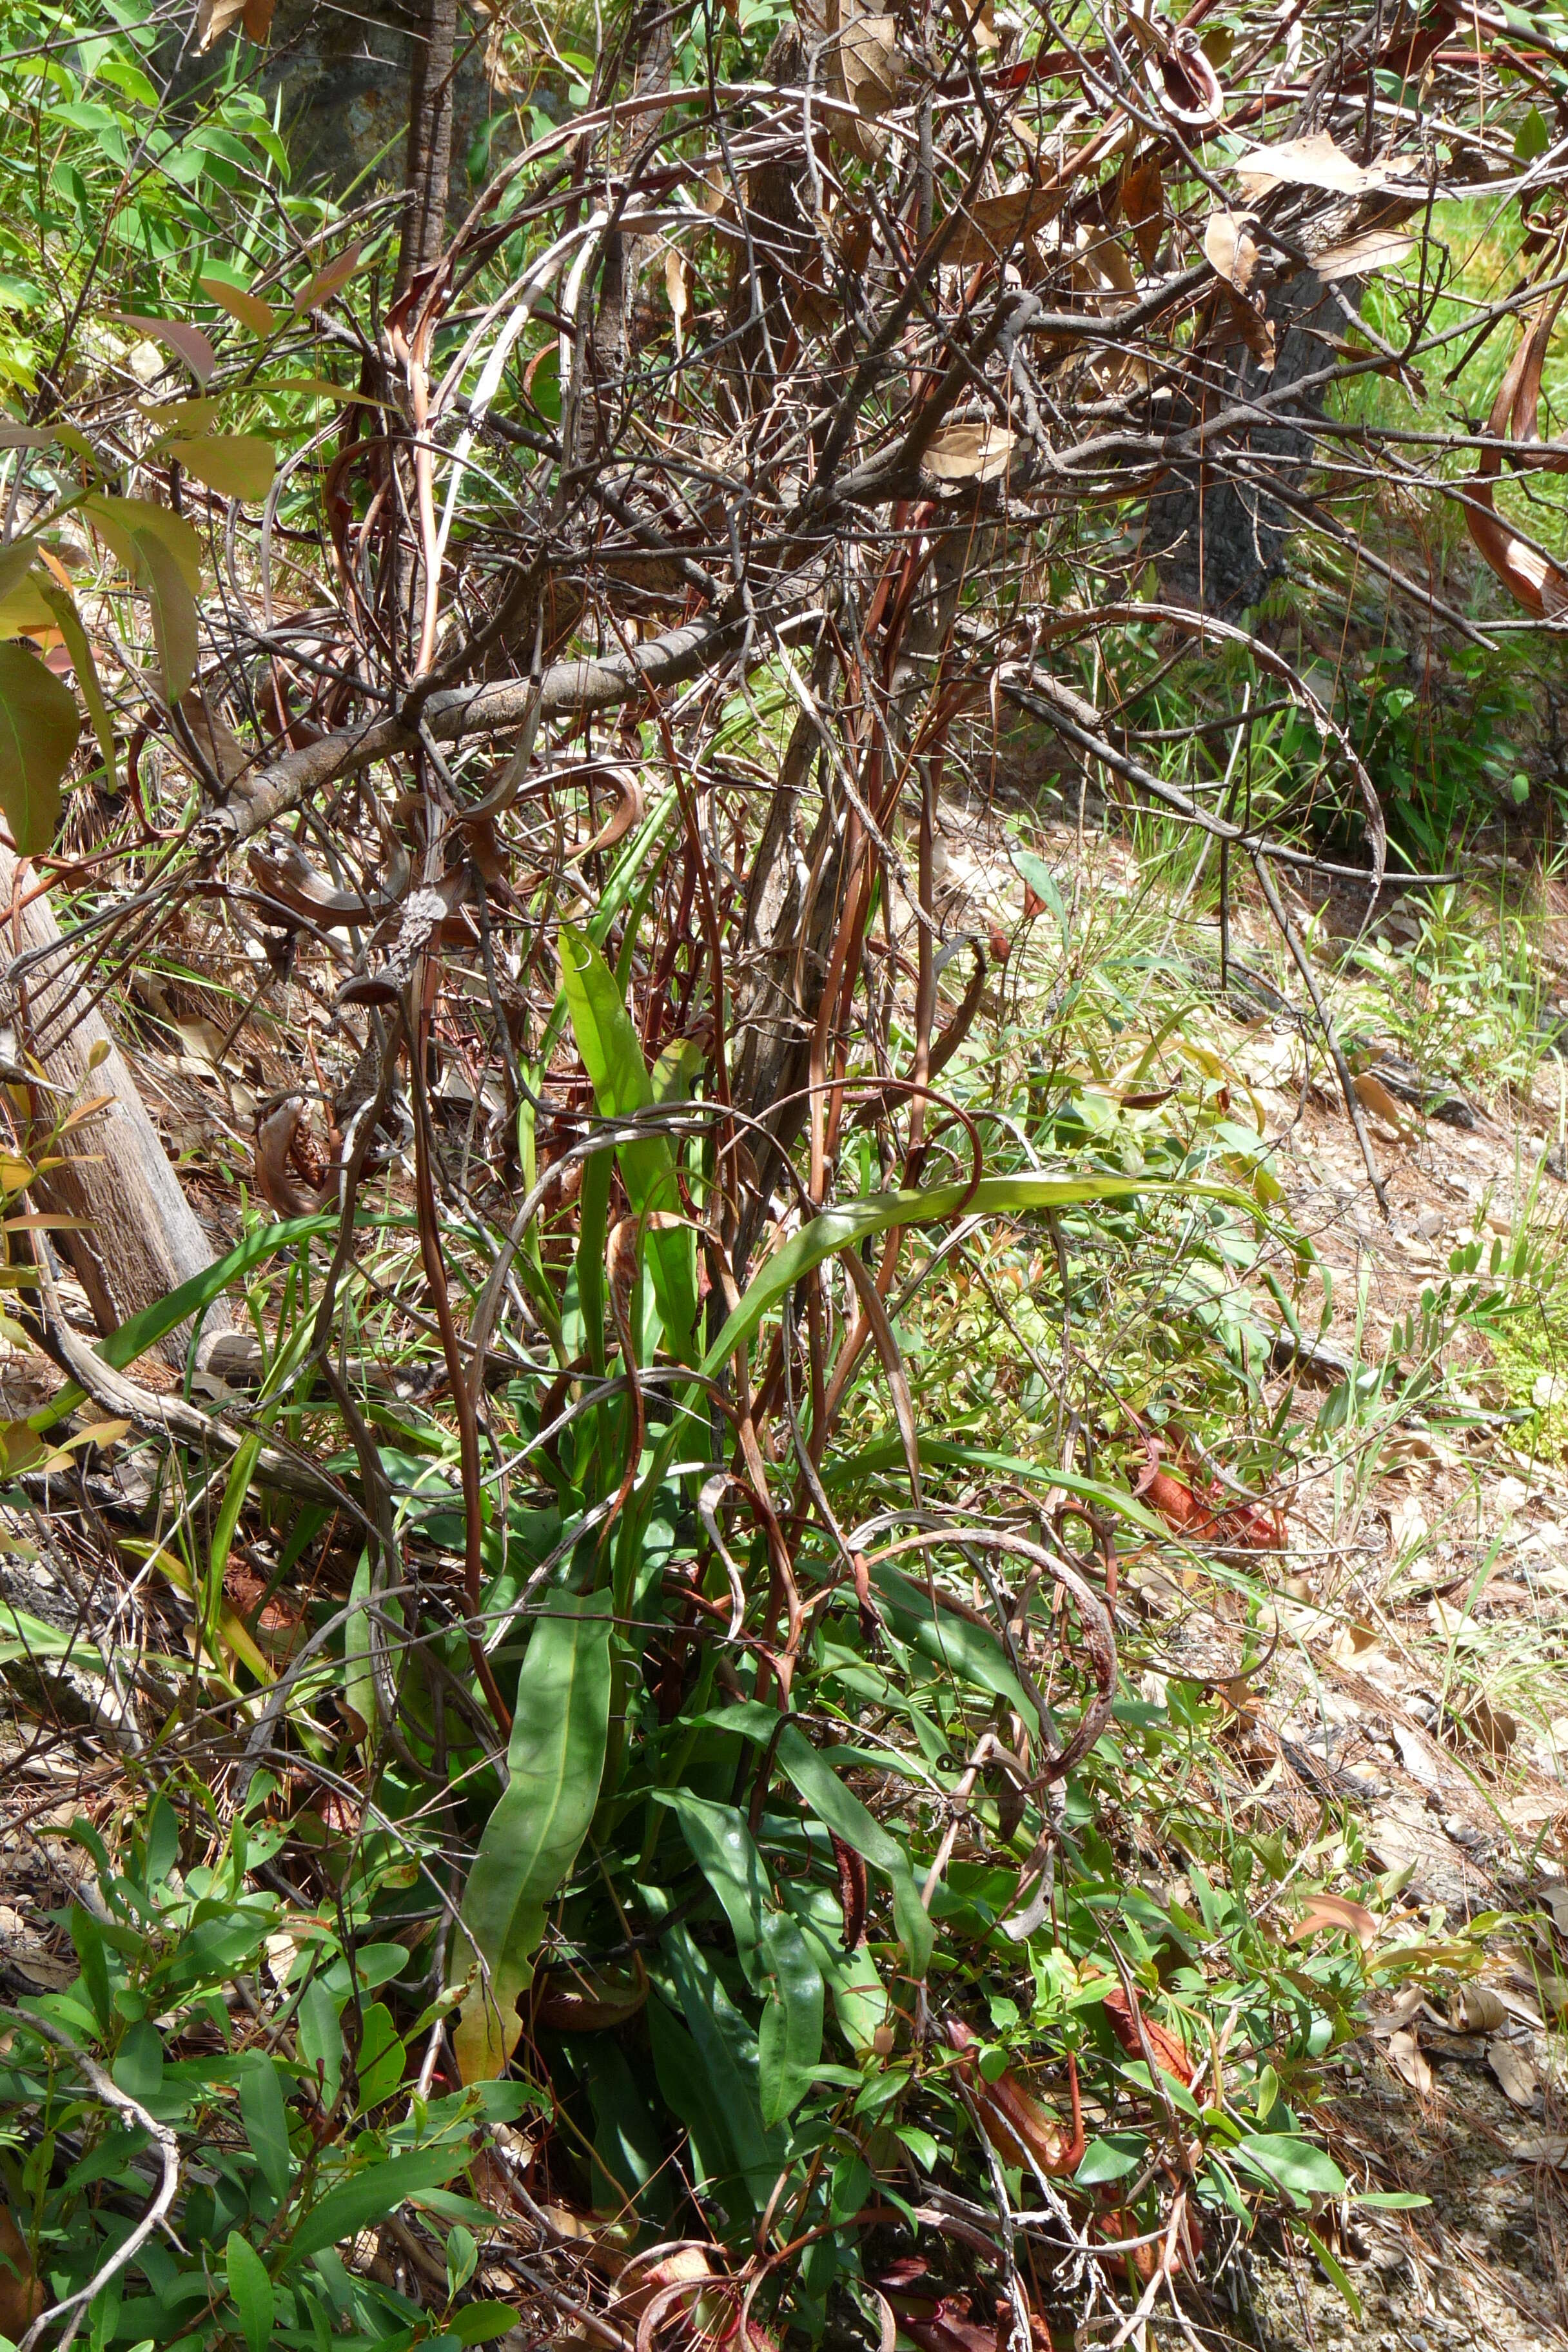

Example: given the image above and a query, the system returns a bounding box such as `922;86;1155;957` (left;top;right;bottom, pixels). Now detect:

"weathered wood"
0;849;231;1364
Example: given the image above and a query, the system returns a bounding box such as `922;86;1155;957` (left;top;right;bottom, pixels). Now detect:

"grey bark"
0;848;231;1366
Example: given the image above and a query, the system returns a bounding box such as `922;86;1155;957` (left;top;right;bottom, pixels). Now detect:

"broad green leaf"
199;275;277;337
0;640;77;852
35;582;115;787
81;495;203;591
1516;104;1550;162
790;1899;889;2055
237;2052;292;2202
582;2041;671;2223
0;578;58;640
774;1720;932;1975
656;1925;784;2211
758;1914;824;2124
355;2001;406;2108
0;538;40;604
111;2019;162;2104
1075;2133;1146;2186
104;1211;344;1367
1231;2132;1348;2205
451;2306;520;2345
453;1591;614;2080
868;1556;1030;1710
297;1975;342;2110
166;434;276;502
700;1172;1242;1378
656;1788;770;1983
558;924;696;1361
224;2230;273;2352
288;2146;476;2260
128;525;197;701
0;1600;84;1660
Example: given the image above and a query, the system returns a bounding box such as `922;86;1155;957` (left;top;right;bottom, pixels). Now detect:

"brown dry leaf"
1290;1892;1379;1948
1353;1069;1417;1132
923;421;1014;485
830;0;905;120
1074;227;1137;300
240;0;277;35
194;0;246;46
1464;289;1568;618
942;186;1061;270
1313;227;1416;282
1512;2134;1568;2166
1449;1984;1507;2034
1369;1984;1426;2036
1385;2030;1433;2096
1459;1694;1519;1757
947;0;996;48
664;250;689;357
1235;133;1378;197
1393;1723;1443;1788
178;687;250;785
0;2206;43;2339
1203;212;1260;297
1121;155;1164;268
1538;1882;1568;1935
1487;2036;1539;2109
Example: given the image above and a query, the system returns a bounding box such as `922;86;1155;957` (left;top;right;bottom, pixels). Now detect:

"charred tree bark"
0;852;232;1366
395;0;461;300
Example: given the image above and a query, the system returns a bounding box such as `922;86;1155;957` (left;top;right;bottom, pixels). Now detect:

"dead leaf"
1235;133;1380;197
193;0;246;46
828;0;905;121
1312;227;1416;282
1290;1893;1379;1948
922;421;1014;485
177;687;250;785
240;0;277;34
0;2205;43;2340
1369;1985;1426;2036
1464;289;1568;618
1449;1984;1506;2034
1511;2133;1568;2166
664;250;689;356
1203;211;1261;297
1458;1694;1519;1757
946;0;996;48
1073;226;1137;301
1392;1723;1442;1788
1538;1883;1568;1935
1487;2036;1539;2109
941;186;1061;270
1385;2030;1433;2096
1121;155;1164;268
1352;1070;1416;1133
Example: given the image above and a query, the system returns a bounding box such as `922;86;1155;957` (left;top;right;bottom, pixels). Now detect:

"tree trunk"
0;851;231;1366
395;0;461;301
